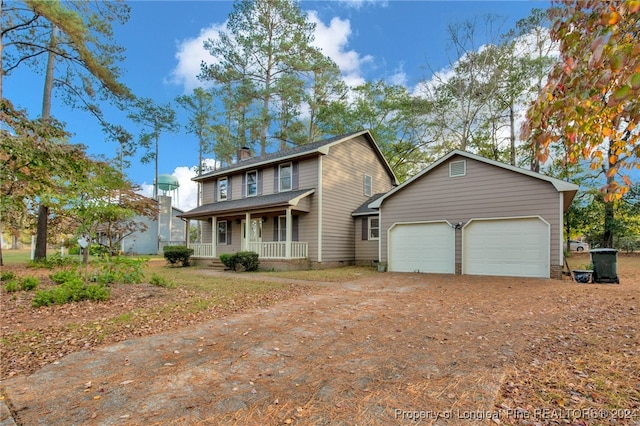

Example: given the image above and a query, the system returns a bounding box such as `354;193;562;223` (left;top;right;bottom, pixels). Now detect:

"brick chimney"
237;146;252;162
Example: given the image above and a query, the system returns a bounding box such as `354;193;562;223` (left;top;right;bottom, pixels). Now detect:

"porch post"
211;216;217;258
211;218;216;257
185;219;190;248
285;207;292;259
245;212;251;251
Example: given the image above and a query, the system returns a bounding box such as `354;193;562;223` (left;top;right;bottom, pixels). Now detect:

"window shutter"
362;217;368;240
227;178;232;200
274;166;279;192
292;162;299;190
293;216;299;241
213;180;217;202
241;174;246;197
227;222;232;245
273;217;278;241
258;170;263;195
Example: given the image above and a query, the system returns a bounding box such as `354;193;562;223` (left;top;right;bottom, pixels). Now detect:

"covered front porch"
179;189;314;261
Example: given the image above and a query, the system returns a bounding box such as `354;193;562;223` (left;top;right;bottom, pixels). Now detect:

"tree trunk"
34;205;49;261
34;26;58;261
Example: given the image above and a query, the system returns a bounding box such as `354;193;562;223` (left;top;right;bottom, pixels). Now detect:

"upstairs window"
279;163;292;192
364;174;372;196
217;178;227;201
246;170;257;197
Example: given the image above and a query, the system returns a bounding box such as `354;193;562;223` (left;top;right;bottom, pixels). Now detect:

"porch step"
208;259;227;271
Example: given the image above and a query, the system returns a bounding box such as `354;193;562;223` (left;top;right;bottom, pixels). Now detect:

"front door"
241;219;262;250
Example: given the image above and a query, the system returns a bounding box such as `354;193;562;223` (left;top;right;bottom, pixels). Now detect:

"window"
246;171;257;197
279;163;292;192
369;217;379;240
217;221;228;244
217;178;227;201
449;160;466;177
364;174;372;196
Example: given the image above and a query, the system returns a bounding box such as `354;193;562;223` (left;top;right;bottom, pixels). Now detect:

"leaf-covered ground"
1;254;638;425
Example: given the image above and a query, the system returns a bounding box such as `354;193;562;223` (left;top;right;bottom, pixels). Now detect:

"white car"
566;240;589;252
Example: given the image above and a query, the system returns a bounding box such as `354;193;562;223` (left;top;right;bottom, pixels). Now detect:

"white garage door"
389;222;454;273
463;217;549;278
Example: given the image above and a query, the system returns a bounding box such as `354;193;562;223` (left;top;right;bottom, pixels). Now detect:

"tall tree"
507;8;558;171
0;100;76;266
2;1;133;260
127;98;179;199
200;0;329;154
419;14;509;154
524;0;640;247
320;80;433;182
176;87;217;176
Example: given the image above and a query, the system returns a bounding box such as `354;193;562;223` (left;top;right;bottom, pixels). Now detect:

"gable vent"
449;160;466;177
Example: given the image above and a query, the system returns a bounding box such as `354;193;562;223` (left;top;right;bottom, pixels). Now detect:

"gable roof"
194;130;398;185
369;150;579;211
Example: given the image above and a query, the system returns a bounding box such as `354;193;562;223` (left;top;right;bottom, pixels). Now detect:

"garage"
462;217;550;278
388;221;455;273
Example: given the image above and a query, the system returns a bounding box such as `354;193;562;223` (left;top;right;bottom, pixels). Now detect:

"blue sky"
5;0;549;210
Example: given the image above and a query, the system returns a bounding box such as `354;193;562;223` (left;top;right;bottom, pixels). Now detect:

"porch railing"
247;241;308;259
190;243;215;258
189;242;308;259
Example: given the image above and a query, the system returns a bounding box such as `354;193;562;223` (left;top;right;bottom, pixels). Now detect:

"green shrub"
92;270;117;285
98;256;148;284
163;245;194;267
20;276;39;291
1;271;16;281
83;284;111;301
32;290;55;307
219;253;238;270
4;280;19;293
219;251;259;271
236;251;259;271
149;273;174;288
50;269;80;284
32;277;111;307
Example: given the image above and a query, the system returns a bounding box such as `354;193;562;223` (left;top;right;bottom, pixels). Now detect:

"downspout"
317;156;323;263
559;192;564;268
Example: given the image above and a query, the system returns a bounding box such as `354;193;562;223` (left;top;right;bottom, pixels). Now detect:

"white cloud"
308;11;372;87
167;22;227;92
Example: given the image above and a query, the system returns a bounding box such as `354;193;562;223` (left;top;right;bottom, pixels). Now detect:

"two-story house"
179;130;399;270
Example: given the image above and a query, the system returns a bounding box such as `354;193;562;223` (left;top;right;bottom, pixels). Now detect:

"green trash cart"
589;248;619;284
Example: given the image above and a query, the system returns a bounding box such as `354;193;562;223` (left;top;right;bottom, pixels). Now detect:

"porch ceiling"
178;188;315;220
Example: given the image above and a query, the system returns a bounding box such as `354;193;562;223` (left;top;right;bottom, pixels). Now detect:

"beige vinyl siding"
297;158;319;261
322;135;396;263
355;216;379;264
297;157;317;189
202;181;215;204
380;156;561;269
201;220;213;244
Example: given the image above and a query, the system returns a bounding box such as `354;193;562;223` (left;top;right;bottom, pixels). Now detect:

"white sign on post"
78;237;89;249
